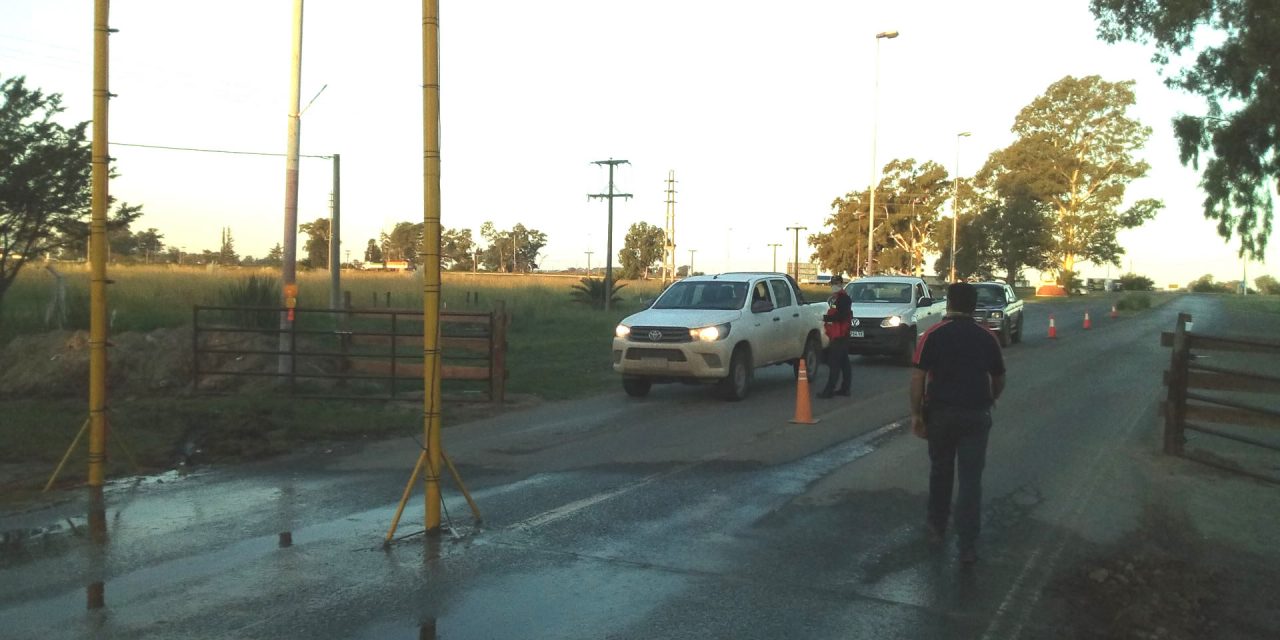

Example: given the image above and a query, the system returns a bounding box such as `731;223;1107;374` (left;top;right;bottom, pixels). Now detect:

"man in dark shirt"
909;282;1006;564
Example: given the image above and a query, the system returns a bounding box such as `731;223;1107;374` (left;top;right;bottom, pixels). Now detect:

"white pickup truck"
612;272;828;400
844;275;948;363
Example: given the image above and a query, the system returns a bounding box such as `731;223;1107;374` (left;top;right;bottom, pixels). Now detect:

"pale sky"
2;0;1274;287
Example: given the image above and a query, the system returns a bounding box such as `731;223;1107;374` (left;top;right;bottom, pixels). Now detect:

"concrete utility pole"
328;153;341;309
588;159;632;311
585;251;593;275
279;0;304;375
663;170;677;285
786;225;807;283
688;249;696;275
950;131;971;283
768;243;782;272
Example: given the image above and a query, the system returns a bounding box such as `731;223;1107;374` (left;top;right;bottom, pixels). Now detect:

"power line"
110;141;332;159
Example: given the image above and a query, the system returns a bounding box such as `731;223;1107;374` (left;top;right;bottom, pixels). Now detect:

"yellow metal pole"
44;418;89;492
442;448;482;523
384;449;427;545
88;0;111;488
422;0;444;533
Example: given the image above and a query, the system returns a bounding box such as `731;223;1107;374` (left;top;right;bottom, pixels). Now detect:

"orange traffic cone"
1048;315;1057;339
1110;304;1118;319
1083;311;1092;330
790;359;820;425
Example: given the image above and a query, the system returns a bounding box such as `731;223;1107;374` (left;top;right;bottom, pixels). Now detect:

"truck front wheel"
622;377;652;397
719;346;752;401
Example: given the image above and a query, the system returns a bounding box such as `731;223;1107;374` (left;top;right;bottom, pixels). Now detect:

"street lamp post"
786;225;807;283
866;30;899;276
950;131;971;282
768;243;782;272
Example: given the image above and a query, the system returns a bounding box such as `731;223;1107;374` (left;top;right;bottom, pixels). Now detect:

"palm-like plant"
570;277;626;309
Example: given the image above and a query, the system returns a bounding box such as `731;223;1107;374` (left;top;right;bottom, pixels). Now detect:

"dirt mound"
0;328;194;398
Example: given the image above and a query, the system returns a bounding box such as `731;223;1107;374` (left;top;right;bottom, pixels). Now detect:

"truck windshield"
653;281;748;310
975;286;1006;305
846;283;912;303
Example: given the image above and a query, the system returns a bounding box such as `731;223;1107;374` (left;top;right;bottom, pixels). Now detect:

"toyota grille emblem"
648;330;663;341
852;318;861;327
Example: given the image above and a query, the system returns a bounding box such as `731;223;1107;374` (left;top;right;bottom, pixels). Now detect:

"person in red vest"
818;274;853;398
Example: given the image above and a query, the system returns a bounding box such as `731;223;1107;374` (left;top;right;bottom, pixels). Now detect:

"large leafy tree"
618;221;665;279
0;75;147;307
992;75;1163;284
1092;0;1278;259
441;227;476;271
811;158;947;277
363;238;383;264
479;221;547;272
299;218;330;268
381;221;422;265
975;188;1054;284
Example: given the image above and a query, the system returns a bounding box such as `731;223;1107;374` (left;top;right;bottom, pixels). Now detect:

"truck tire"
1011;315;1023;344
719;345;752;401
998;320;1011;347
622;377;651;398
794;333;820;381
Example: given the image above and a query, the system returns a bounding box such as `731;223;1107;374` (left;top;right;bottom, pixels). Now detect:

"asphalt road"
0;294;1264;639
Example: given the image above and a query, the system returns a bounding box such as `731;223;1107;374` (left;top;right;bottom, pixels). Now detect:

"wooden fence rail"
193;302;508;402
1160;312;1280;482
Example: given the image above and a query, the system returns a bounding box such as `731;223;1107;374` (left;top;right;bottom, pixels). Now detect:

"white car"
845;276;948;362
612;273;828;400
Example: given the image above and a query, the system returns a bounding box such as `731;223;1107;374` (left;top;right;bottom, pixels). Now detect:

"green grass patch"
1221;294;1280;315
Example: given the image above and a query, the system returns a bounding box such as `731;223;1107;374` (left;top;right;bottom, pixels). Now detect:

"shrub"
1188;274;1219;293
1118;273;1154;291
1116;292;1151;311
569;277;626;309
218;274;281;328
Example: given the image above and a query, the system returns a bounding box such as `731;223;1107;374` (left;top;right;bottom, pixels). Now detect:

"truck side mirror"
916;297;933;308
751;299;774;314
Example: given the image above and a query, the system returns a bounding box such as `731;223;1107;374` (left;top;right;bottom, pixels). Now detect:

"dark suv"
973;282;1024;347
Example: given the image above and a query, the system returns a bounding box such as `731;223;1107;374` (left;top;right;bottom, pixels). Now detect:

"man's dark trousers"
822;336;850;394
926;405;992;551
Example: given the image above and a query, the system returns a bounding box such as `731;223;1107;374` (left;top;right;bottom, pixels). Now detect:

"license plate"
850;330;865;338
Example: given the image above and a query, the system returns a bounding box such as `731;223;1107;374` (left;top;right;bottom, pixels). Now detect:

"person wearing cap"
818;273;852;398
909;281;1006;564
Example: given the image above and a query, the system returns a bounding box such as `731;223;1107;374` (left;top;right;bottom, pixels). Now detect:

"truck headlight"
880;315;903;328
690;323;731;341
989;311;1004;319
615;324;631;339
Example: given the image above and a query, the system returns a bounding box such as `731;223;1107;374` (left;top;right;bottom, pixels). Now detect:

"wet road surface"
0;295;1241;639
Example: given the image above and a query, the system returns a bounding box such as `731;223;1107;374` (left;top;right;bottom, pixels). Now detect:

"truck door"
914;282;942;332
768;278;801;361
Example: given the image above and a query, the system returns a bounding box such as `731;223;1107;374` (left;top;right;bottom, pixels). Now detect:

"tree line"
810;74;1163;288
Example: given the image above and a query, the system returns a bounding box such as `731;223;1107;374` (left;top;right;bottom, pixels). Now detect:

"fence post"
490;300;507;404
385;291;391;308
1164;312;1192;455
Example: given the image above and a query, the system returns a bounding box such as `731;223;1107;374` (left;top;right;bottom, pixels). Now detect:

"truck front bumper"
846;322;914;355
611;338;733;381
